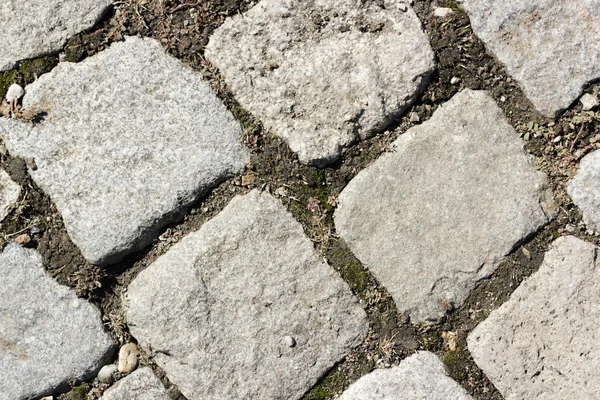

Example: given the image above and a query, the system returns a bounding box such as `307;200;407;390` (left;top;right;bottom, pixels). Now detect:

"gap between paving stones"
1;0;600;399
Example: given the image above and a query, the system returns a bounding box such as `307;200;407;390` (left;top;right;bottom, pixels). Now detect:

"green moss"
0;70;19;99
304;386;330;400
0;56;58;98
442;1;466;13
231;103;256;129
418;330;441;351
67;384;89;400
340;261;369;297
326;245;369;299
442;346;464;364
303;370;347;400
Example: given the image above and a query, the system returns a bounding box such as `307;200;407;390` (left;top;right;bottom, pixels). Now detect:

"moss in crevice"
0;56;58;98
303;369;348;400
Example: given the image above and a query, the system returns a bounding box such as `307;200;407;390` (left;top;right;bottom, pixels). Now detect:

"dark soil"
1;0;599;399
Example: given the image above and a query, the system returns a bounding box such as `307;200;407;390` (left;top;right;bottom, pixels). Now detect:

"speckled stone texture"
126;190;368;400
335;89;555;323
101;368;170;400
460;0;600;117
0;36;249;266
0;245;115;400
338;352;472;400
206;0;435;166
567;149;600;231
0;169;20;221
0;0;112;71
468;236;600;399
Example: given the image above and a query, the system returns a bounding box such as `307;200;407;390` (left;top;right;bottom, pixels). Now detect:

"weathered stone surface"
0;169;20;221
0;0;112;71
101;368;170;400
335;89;555;323
0;244;115;400
568;150;600;231
468;236;600;399
206;0;435;166
339;351;472;400
126;190;367;400
0;36;249;266
460;0;600;117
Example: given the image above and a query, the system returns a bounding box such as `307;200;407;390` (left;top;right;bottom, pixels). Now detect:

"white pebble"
450;77;461;85
98;364;118;383
284;336;296;347
118;343;140;373
565;224;575;232
409;112;420;122
500;96;507;102
580;93;598;111
434;7;454;18
5;84;24;101
553;136;562;143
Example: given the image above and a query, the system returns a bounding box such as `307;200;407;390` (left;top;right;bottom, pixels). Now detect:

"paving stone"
126;190;367;400
0;244;115;400
467;236;600;399
0;0;112;71
338;351;472;400
206;0;435;166
335;89;555;323
0;168;20;221
567;149;600;231
0;36;249;266
460;0;600;117
101;368;170;400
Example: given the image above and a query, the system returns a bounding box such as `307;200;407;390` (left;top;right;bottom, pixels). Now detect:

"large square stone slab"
460;0;600;117
0;244;115;400
567;149;600;231
0;168;20;221
338;351;472;400
0;0;112;71
0;36;249;266
125;190;367;400
335;89;555;323
468;236;600;399
206;0;435;166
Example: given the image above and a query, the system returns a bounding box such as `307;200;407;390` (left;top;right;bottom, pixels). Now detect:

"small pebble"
284;336;296;348
14;234;31;245
565;224;575;232
118;343;140;373
553;136;562;143
500;96;507;102
580;93;598;111
5;84;24;102
409;112;420;122
433;7;454;18
450;76;461;85
241;174;255;187
98;364;118;383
